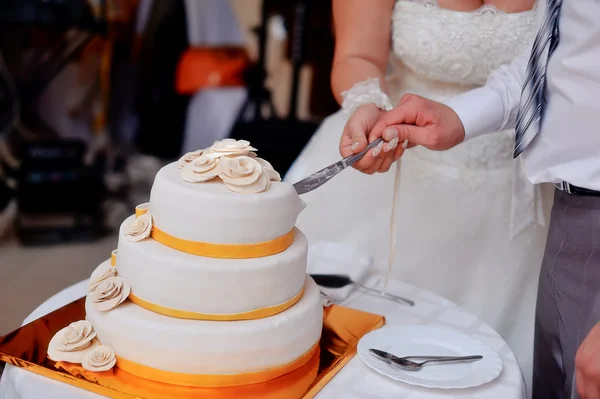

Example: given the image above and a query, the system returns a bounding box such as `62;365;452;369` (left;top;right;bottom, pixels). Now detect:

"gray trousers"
533;189;600;399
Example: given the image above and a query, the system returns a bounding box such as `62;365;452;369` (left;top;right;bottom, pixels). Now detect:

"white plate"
357;325;503;389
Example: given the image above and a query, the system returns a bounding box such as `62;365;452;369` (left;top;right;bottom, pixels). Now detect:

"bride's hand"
369;94;466;166
339;103;387;174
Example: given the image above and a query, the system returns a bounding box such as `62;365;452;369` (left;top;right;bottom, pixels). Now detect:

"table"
0;276;526;399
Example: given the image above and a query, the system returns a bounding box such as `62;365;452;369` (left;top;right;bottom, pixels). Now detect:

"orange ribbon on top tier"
115;342;320;388
135;204;294;259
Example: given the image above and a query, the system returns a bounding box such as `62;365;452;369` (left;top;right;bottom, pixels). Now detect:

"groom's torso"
523;0;600;191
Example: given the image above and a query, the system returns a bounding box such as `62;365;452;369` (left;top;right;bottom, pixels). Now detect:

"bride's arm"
331;0;396;105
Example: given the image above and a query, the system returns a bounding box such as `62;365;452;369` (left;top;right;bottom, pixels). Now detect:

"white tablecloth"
0;276;526;399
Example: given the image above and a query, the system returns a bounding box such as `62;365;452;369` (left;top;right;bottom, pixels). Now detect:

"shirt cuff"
444;87;506;142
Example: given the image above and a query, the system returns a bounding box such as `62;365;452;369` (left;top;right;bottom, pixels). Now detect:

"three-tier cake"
47;139;323;388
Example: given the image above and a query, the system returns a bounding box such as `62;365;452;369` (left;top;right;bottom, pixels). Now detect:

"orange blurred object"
175;47;250;94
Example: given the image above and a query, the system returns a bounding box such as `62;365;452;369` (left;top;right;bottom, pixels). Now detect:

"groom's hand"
366;94;466;170
576;321;600;398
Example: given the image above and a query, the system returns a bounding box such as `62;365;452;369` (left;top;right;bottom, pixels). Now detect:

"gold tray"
0;299;384;398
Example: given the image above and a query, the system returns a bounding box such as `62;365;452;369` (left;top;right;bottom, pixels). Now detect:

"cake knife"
311;273;415;306
292;138;383;195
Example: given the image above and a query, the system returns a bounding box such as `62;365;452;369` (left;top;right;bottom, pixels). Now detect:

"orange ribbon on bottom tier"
114;342;320;388
54;345;320;399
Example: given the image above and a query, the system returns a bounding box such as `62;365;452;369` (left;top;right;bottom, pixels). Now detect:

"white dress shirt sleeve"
445;47;530;141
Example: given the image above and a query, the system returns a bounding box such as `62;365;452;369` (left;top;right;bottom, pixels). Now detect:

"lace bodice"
387;0;538;171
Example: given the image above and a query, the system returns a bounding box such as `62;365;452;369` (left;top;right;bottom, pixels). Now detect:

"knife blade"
292;138;383;195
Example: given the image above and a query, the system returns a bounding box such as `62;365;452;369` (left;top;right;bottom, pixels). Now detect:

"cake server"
292;138;383;195
369;349;483;370
310;273;415;306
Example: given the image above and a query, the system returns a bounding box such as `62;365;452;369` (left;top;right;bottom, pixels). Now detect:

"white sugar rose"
47;320;100;363
91;276;131;311
177;149;205;169
82;345;117;372
218;156;271;194
210;139;257;157
125;213;152;242
254;157;281;182
88;262;118;292
228;170;271;194
180;155;220;183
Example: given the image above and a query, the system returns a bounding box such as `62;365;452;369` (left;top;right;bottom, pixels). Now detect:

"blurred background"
0;0;337;336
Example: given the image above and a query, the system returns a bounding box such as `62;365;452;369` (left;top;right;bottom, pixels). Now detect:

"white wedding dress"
285;0;554;394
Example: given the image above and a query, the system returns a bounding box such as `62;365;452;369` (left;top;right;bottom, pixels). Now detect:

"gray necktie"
514;0;563;158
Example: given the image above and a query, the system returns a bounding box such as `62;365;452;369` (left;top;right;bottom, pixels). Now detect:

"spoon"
390;356;483;371
368;349;483;371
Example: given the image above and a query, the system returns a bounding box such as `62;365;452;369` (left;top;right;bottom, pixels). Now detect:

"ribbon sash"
115;343;320;388
127;285;305;321
135;205;294;259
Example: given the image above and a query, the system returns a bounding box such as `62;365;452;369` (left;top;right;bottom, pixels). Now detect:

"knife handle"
309;274;353;288
342;138;383;168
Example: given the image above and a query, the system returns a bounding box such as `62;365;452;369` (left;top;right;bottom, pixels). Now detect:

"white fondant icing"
85;276;323;374
114;219;308;314
149;163;305;244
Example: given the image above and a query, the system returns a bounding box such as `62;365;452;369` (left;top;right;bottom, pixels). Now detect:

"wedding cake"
47;139;323;388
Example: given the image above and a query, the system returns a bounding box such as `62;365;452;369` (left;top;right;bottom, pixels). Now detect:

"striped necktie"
514;0;563;158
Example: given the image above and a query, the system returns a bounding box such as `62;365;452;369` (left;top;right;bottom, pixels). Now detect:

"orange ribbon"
135;205;294;259
114;343;320;388
110;250;117;267
127;285;305;321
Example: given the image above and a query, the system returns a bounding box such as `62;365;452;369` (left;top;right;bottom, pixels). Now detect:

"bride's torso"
388;0;537;171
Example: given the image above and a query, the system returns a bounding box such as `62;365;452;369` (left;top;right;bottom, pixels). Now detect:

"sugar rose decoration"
125;212;152;242
219;156;271;194
177;149;204;169
88;262;117;292
181;155;219;183
210;139;256;157
82;345;117;372
178;139;281;194
47;320;100;363
252;156;281;182
91;276;131;311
